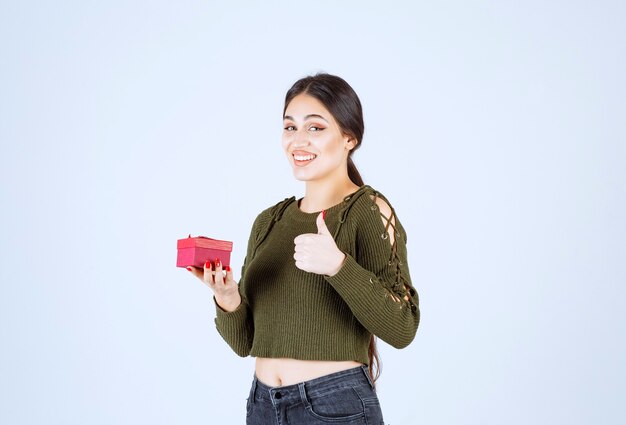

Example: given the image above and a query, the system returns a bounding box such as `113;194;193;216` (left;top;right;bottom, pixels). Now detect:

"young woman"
187;73;420;424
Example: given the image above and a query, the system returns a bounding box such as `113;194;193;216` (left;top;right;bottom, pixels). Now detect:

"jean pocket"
246;381;255;418
304;385;366;422
246;396;252;417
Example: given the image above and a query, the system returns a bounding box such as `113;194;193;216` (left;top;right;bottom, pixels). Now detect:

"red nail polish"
204;260;211;269
215;258;221;268
186;266;192;271
225;265;231;272
322;210;326;220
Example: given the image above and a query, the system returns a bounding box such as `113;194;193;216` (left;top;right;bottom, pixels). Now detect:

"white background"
1;1;625;424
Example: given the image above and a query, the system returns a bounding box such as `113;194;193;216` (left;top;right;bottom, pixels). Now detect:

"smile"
294;154;317;161
292;152;317;167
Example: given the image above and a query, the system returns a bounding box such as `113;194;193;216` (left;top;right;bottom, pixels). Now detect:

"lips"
292;150;317;166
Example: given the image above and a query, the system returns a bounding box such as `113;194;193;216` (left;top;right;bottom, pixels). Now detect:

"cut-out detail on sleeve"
369;193;417;308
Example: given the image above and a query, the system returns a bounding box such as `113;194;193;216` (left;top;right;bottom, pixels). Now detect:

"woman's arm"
324;194;420;349
213;210;270;357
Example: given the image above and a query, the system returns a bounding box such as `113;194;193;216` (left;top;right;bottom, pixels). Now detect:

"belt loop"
361;365;375;389
298;383;311;409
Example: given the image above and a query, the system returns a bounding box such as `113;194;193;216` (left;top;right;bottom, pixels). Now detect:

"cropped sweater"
213;184;420;365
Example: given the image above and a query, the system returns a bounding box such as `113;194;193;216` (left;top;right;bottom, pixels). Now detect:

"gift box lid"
177;234;233;251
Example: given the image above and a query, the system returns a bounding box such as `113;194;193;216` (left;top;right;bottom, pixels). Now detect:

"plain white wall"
1;1;625;424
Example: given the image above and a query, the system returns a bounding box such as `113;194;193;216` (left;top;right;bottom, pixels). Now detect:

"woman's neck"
300;178;361;213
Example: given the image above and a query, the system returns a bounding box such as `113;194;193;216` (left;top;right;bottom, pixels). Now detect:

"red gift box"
176;234;233;268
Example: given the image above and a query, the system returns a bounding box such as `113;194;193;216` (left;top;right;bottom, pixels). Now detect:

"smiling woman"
187;73;420;425
282;94;358;183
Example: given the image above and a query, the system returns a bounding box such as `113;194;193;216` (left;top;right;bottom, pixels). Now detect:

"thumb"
317;210;330;235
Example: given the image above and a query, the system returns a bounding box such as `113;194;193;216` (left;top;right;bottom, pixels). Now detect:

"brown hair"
283;73;381;385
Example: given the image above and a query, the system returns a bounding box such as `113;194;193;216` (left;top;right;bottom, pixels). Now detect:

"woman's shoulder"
348;185;406;241
252;195;297;226
351;185;397;216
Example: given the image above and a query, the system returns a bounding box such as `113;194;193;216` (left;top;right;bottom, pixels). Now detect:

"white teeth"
294;154;316;161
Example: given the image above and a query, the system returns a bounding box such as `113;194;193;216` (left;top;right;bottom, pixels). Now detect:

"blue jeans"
246;365;385;424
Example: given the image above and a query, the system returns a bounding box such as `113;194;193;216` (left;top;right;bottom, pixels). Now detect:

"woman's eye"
284;125;296;131
309;126;324;132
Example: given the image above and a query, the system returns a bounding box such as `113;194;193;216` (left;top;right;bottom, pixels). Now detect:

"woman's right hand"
187;258;241;312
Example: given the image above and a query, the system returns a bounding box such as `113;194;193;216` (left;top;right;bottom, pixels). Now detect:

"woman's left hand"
294;211;346;277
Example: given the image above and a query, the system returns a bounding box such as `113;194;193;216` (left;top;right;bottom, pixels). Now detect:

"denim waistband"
250;365;374;405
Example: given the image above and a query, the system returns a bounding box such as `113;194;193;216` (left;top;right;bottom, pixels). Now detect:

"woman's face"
282;93;356;183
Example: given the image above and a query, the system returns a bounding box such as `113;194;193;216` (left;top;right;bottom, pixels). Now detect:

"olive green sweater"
213;185;420;365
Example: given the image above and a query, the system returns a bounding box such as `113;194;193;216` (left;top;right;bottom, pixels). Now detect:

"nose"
291;128;310;148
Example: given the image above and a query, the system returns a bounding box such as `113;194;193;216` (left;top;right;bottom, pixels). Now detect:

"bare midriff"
255;357;363;387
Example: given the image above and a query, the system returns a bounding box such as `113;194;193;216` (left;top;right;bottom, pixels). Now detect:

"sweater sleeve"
213;296;252;357
324;194;420;349
213;210;269;357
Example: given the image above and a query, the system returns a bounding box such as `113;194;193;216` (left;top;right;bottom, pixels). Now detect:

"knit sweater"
213;184;420;365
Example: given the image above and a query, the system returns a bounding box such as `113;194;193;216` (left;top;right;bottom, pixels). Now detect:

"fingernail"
204;260;211;269
186;266;192;271
322;210;326;220
225;265;231;272
215;258;221;268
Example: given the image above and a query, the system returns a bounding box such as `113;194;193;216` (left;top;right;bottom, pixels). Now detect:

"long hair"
283;73;381;385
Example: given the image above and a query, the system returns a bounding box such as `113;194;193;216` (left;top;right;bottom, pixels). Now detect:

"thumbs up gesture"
294;211;347;277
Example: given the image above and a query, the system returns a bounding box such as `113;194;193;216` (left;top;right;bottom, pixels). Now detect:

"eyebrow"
283;114;329;123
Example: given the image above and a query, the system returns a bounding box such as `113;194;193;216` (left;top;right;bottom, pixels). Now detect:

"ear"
344;136;357;151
